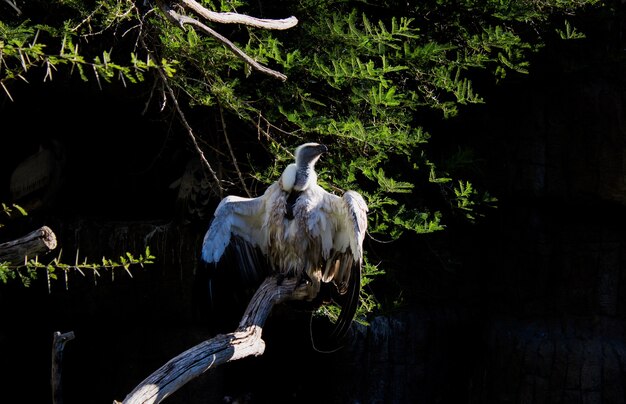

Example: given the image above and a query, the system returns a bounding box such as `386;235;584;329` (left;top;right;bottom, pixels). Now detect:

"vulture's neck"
293;164;317;192
280;161;317;193
280;156;318;220
285;167;313;220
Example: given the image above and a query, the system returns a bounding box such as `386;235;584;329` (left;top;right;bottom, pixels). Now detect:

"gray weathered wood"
117;275;312;404
0;226;57;264
181;0;297;30
155;0;293;81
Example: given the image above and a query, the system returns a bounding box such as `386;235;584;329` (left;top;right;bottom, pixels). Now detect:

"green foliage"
0;0;602;317
0;1;174;99
0;1;601;234
1;203;27;229
452;180;498;222
1;203;155;288
557;20;587;39
0;246;155;288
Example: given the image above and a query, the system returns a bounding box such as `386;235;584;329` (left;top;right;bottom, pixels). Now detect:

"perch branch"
156;0;290;81
118;276;312;404
0;226;57;264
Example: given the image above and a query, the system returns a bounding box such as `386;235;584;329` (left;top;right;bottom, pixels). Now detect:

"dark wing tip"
312;263;361;351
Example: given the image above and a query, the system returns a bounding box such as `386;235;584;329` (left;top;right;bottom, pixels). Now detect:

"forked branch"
156;0;297;81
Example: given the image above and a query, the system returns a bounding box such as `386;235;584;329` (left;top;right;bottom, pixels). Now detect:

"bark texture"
0;225;57;263
119;276;311;404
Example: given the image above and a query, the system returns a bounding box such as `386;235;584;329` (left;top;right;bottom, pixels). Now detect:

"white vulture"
201;142;368;343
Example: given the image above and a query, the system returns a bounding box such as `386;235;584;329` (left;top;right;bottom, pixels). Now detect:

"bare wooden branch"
2;0;21;15
51;331;75;404
118;276;312;404
156;0;290;81
0;226;57;264
181;0;297;30
219;104;251;197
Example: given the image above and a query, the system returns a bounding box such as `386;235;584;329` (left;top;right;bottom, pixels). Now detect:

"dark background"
0;5;625;403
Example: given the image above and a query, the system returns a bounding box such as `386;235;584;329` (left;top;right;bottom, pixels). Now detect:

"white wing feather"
342;190;368;261
317;189;368;285
201;186;276;263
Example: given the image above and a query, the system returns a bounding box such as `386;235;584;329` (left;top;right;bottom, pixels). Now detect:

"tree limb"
0;226;57;264
156;0;292;81
181;0;297;30
117;276;312;404
219;103;251;197
2;0;21;15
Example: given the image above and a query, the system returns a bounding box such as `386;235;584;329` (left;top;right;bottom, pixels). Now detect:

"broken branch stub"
0;225;57;264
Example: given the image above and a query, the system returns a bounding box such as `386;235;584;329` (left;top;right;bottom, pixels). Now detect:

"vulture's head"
280;142;327;192
295;142;328;169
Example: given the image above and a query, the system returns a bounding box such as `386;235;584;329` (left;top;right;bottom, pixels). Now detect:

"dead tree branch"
180;0;297;30
117;276;312;404
156;0;296;81
0;226;57;264
2;0;21;15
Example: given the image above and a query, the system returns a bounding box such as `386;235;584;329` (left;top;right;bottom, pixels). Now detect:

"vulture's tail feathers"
328;262;361;341
311;263;361;352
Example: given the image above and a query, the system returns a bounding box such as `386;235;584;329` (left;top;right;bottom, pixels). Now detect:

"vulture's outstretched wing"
319;190;368;287
317;189;369;344
202;189;273;264
201;186;276;315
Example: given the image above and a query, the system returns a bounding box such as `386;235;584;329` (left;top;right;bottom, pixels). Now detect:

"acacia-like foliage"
0;0;601;316
0;203;155;288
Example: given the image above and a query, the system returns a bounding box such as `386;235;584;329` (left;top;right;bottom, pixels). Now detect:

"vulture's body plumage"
201;143;368;343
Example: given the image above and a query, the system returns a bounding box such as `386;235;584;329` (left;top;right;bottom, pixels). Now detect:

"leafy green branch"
1;202;155;289
0;246;155;288
0;19;177;99
0;202;27;229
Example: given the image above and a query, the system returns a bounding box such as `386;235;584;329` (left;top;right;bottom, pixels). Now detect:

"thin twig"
253;112;297;157
160;70;223;197
139;34;223;197
219;104;251;197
